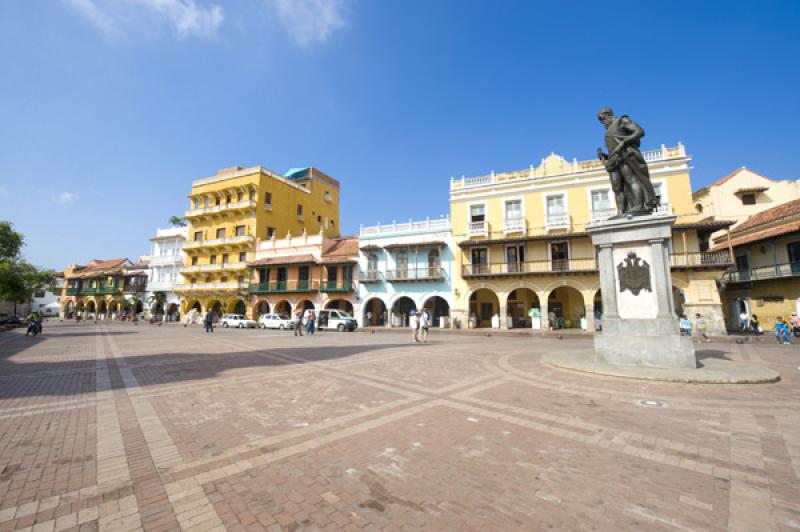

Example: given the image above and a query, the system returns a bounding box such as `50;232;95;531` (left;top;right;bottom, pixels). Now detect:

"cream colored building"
449;143;733;334
693;166;800;242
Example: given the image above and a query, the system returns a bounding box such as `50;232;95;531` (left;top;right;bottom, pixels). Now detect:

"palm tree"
169;216;187;227
148;291;167;321
127;295;143;322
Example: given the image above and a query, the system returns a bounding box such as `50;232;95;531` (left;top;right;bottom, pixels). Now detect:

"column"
499;301;509;331
598;244;619;319
538;292;549;330
649;238;672;319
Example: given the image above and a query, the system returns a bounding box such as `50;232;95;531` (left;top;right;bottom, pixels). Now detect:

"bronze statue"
596;108;659;216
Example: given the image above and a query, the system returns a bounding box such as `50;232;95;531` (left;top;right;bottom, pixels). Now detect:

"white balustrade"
359;216;450;237
467;220;488;236
503;217;526;234
545;213;570;231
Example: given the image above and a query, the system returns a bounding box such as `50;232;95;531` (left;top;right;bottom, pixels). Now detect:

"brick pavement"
0;322;798;531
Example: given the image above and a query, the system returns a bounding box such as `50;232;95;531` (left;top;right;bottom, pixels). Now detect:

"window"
591;189;611;213
193;198;200;209
190;277;196;284
210;255;217;264
264;192;272;205
330;219;335;229
222;253;229;264
236;191;243;202
193;231;203;242
249;190;255;201
239;251;246;262
327;266;338;283
504;200;522;220
266;227;275;239
428;249;440;275
204;197;210;208
652;182;665;204
191;256;198;266
741;193;756;205
551;241;569;271
215;196;221;206
367;253;379;272
317;215;322;223
235;225;245;236
298;266;310;281
506;244;525;273
237;275;244;283
546;195;565;216
215;228;225;239
297;204;303;216
225;194;231;204
220;276;227;282
470;204;485;223
396;250;408;277
471;248;488;274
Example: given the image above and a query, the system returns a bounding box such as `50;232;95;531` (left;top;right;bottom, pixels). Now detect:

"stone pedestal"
587;214;696;369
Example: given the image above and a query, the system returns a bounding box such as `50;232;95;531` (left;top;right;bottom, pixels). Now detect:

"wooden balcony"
359;271;383;283
385;267;446;282
249;280;319;294
321;280;355;292
724;261;800;283
462;259;597;278
670;251;733;269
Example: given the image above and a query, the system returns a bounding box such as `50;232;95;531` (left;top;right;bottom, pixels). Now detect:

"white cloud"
268;0;345;48
53;192;79;205
63;0;224;39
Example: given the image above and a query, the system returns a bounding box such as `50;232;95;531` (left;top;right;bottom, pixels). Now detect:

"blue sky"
1;0;798;269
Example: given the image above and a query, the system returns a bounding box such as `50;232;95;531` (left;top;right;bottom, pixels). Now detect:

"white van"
316;309;358;332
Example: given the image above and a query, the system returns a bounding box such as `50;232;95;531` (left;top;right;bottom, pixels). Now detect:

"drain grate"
636;399;666;408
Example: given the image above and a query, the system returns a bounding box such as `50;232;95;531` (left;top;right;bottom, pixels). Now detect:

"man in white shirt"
420;309;430;343
410;310;419;342
738;311;749;332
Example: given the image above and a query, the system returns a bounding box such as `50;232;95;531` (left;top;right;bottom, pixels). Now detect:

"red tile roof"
731;198;800;233
710;222;800;252
322;237;359;258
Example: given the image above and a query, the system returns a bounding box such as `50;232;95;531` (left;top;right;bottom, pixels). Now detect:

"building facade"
61;259;149;320
145;227;187;320
177;165;341;319
716;198;800;331
449;143;733;333
357;217;454;328
248;231;358;319
693;167;800;242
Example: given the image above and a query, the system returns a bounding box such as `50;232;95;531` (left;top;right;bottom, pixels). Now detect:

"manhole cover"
636;399;666;408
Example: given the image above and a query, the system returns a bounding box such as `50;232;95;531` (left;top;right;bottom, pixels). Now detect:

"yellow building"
715;198;800;331
449;143;733;334
177;165;341;318
61;258;149;319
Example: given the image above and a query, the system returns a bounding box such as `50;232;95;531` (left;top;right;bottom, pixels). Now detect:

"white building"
145;227;187;319
357;216;454;328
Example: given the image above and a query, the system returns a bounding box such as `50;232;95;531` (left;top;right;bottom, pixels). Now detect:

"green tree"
169;216;187;227
0;221;23;261
0;220;57;315
148;291;167;318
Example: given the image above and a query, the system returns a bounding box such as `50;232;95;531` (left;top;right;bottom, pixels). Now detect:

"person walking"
294;309;304;336
410;309;419;342
306;310;316;336
738;310;749;332
419;309;430;343
204;310;214;333
750;314;763;336
776;317;791;345
791;313;800;337
694;313;710;343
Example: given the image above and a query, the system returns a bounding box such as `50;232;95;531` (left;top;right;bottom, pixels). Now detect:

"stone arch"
422;295;450;325
229;299;247;315
273;300;291;316
207;300;223;319
295;299;315;314
540;277;593;294
546;285;586;329
64;300;75;319
362;296;387;326
98;300;108;317
324;299;354;314
506;288;539;328
254;300;270;319
108;300;119;318
391;296;416;327
469;288;500;328
86;300;96;317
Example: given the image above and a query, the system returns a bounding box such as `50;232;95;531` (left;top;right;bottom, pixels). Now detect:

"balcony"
545;213;571;232
503;217;526;234
146;280;177;292
462;259;598;277
249;280;319;294
590;208;616;223
385;267;446;282
184;199;257;218
66;287;80;296
183;235;254;250
724;261;800;283
670;251;733;268
360;216;450;236
321;280;354;292
148;254;183;267
175;282;248;291
359;271;383;283
467;220;488;237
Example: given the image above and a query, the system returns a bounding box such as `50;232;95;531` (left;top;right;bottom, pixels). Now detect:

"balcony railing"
185;199;256;218
503;217;526;234
462;259;597;277
321;280;354;292
360;216;450;236
670;251;732;268
359;271;383;283
724;261;800;283
175;282;248;291
590;208;617;222
545;213;570;231
123;285;146;293
385;267;447;282
183;235;253;250
249;280;319;294
148;255;183;266
66;287;80;295
467;220;488;237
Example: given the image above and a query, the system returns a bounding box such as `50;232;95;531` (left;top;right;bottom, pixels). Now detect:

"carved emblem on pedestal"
617;252;651;295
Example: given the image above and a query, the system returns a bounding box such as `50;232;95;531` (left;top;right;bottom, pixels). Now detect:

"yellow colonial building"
449;143;733;334
177;165;341;318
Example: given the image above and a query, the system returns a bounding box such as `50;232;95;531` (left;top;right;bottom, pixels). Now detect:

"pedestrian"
366;310;372;326
410;309;419;342
738;310;749;332
791;313;800;337
775;317;791;345
204;310;214;333
294;309;304;336
548;310;557;330
420;309;430;343
306;310;316;335
750;314;762;336
679;315;692;336
694;313;709;343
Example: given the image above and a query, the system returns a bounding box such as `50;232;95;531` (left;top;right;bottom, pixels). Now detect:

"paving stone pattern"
0;322;798;531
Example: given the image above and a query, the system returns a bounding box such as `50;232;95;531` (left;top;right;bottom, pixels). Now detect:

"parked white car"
220;314;257;328
258;313;295;330
316;309;358;332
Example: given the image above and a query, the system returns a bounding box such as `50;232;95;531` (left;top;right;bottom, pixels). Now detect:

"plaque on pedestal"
587;214;696;369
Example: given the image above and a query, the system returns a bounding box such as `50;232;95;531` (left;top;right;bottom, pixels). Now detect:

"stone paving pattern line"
0;322;797;531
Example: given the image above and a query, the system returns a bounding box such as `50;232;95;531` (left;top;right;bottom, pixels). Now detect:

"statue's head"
597;107;614;126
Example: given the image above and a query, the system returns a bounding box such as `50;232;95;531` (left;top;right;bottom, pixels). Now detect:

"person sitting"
679;315;692;336
775;317;791;345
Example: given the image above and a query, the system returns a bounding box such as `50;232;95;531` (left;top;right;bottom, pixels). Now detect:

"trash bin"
439;316;449;328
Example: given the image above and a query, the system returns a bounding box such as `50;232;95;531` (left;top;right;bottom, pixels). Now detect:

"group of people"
739;311;799;344
679;313;710;343
293;309;316;336
409;308;432;343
